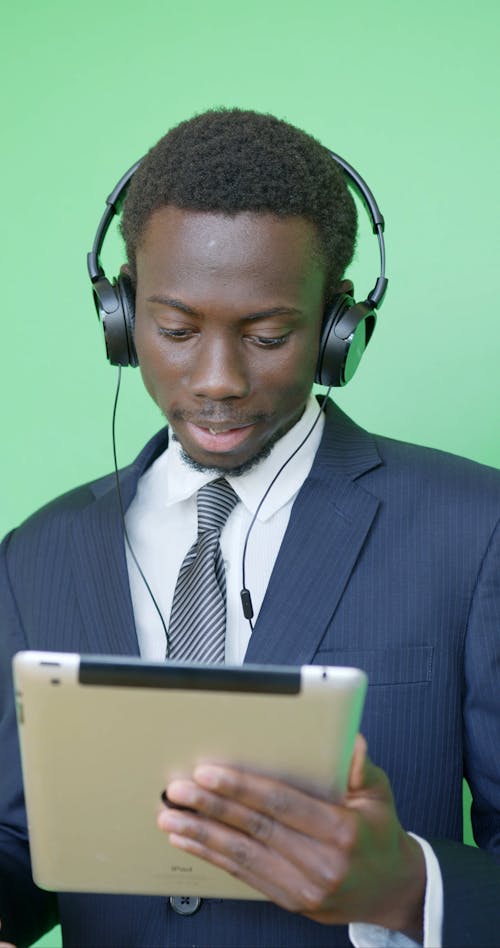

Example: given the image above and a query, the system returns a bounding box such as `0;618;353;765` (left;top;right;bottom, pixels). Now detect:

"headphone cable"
240;387;332;631
111;366;170;653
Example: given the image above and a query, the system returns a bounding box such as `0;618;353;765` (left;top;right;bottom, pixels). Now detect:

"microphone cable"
111;366;170;654
240;387;332;632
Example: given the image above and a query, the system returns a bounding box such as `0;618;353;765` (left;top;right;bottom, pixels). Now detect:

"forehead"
135;207;326;307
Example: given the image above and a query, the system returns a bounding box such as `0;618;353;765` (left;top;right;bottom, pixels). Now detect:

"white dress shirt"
125;394;442;947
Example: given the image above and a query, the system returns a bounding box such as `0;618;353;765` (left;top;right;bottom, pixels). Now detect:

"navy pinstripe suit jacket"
1;403;500;947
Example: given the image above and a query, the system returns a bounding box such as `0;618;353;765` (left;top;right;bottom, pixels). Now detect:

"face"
133;207;327;473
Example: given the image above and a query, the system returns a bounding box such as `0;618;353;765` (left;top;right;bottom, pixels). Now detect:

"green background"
1;1;498;945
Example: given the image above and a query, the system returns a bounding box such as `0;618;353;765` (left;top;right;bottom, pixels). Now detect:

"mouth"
204;423;248;435
184;421;256;454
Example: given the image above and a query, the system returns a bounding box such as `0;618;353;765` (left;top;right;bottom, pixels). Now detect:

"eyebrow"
145;294;303;321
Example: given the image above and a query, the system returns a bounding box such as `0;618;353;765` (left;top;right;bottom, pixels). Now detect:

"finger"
160;808;339;916
162;778;290;849
168;770;349;843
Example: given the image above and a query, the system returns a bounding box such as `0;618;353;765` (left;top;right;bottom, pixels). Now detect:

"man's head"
120;109;358;474
121;108;357;309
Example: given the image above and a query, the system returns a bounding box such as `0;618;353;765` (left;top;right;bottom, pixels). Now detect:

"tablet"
13;651;367;900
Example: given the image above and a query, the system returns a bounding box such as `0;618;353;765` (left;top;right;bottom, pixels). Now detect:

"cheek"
267;336;319;395
138;362;159;405
135;337;173;408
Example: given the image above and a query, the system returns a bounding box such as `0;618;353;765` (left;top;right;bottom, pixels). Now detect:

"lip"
185;421;255;454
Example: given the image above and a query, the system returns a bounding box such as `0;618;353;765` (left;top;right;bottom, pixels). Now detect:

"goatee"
171;432;278;477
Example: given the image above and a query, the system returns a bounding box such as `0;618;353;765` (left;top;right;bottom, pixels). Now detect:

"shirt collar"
145;394;326;521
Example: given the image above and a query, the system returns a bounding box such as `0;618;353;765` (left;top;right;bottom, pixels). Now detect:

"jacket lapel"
244;403;382;666
68;429;168;656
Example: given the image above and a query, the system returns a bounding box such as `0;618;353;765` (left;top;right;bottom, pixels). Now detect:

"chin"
176;438;276;477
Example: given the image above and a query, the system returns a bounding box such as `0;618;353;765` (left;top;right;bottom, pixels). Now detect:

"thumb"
346;734;394;811
348;733;368;791
347;733;386;793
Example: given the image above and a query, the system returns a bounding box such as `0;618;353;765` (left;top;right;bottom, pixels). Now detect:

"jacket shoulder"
367;432;500;528
3;427;169;557
6;474;114;539
374;431;500;486
0;474;117;585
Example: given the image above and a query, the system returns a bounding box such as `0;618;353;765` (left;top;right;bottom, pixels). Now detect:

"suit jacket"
1;403;500;948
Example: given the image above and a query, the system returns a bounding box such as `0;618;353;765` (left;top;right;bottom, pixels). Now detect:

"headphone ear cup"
92;273;137;367
315;294;375;387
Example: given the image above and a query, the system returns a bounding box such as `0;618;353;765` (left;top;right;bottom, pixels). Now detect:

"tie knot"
197;478;239;535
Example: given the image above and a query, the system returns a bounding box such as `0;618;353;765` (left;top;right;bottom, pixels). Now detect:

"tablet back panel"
13;652;367;899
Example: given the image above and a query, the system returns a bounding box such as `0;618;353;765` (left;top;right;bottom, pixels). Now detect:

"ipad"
13;651;367;900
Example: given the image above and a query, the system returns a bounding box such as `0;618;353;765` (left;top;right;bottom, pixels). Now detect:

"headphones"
87;152;388;386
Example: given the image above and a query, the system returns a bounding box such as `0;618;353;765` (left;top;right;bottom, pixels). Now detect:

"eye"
157;327;195;340
250;334;290;348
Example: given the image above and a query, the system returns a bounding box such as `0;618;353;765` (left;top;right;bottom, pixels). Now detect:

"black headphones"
87;152;388;386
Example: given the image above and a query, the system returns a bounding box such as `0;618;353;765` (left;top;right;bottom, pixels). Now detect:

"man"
1;109;499;948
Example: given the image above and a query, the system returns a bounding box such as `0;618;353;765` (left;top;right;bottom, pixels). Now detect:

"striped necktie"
168;478;239;663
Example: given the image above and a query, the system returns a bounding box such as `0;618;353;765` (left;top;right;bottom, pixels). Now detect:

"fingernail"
193;765;224;788
167;780;197;806
169;832;191;850
158;810;187;832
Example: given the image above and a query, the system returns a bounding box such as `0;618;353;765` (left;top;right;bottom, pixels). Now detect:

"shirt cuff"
348;833;443;948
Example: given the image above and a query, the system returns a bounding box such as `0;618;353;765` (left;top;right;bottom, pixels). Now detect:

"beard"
170;430;280;477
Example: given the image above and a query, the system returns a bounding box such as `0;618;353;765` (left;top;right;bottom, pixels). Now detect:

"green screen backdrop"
1;2;498;945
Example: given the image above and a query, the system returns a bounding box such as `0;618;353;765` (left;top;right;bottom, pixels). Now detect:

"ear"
336;278;354;296
119;263;137;298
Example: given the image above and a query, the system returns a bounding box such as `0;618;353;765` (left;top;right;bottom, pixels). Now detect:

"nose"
190;334;250;400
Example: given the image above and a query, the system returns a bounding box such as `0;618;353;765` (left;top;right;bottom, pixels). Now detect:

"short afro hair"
120;108;357;305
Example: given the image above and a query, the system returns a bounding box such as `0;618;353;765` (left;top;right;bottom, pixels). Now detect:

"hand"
158;735;426;941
